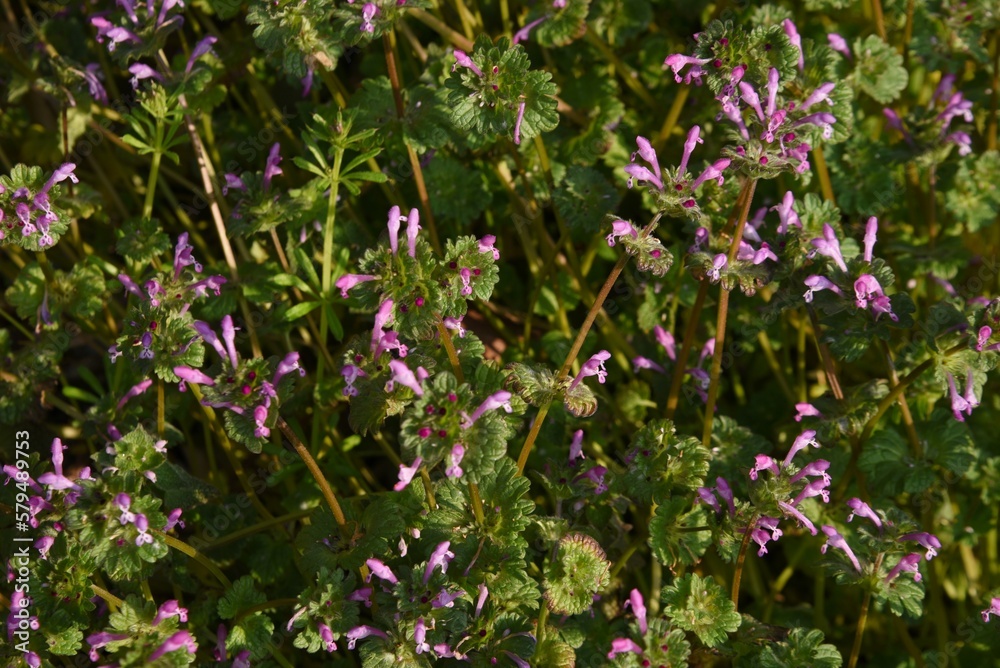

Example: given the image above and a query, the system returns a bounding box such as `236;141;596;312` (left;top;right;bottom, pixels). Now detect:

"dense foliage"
3;0;1000;666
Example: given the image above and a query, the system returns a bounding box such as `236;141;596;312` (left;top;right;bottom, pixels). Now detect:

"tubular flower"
771;191;802;234
885;553;923;583
792;477;831;505
627;589;648;634
820;525;862;572
794;402;822;421
568;350;611;390
782;19;804;70
654;326;677;360
394;457;423;491
803;275;842;303
365;558;399;585
452;49;484;77
696;486;721;513
461;390;513;428
663;53;712;85
789;460;831;485
863;217;879;263
810;224;848;272
633;356;666;374
569;429;586;464
981;598;1000;622
346;625;388;650
715;477;736;516
945;370;976;422
846;498;882;530
778;500;818;535
424;541;456;584
707;254;727;282
386;360;425;396
899;532;942;561
750;454;780;481
783;430;820;466
828;33;851;58
606;220;638;247
607;637;644;659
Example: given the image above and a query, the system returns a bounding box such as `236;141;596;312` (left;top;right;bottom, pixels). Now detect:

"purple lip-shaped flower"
607;637;644;659
654;326;676;360
394;457;422;491
885;553;923;583
569;429;586;464
707;253;727;282
663;53;711;85
153;600;189;625
475;583;489;617
445;444;465;478
946;370;977;422
981;597;1000;622
696;486;721;513
336;273;377;298
862;216;879;262
846;498;882;530
346;625;388;650
778;500;818;535
365;558;399;585
263;143;283;191
424;541;456;584
405;207;420;257
820;525;862;572
606;220;638;247
691;158;731;190
803;275;841;303
624;162;663;190
792;477;831;505
782;19;804;70
899;532;942;560
185;35;218;74
626;588;648;634
513;16;547;45
460;390;512;429
828;33;851;59
783;430;820;466
568;350;611;390
678;125;703;174
716;477;735;516
386;359;425;396
750;454;780;481
801;83;836;112
360;2;379;32
977;326;993;352
810;224;848;272
452;49;483;77
794;402;822;421
739;81;765;121
632;356;665;373
386;206;403;255
371;300;394;352
147;630;197;661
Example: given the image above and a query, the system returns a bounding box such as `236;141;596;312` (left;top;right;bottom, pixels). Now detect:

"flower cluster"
174;315;304;443
222;143;291;235
883;73;974;157
0;163;77;250
90;0;187;55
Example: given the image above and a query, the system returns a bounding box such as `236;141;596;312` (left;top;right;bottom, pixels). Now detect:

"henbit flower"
475;583;489;617
696;486;721;513
778;500;818;535
222;173;246;195
745;242;778;265
899;532;942;561
568;350;611;390
783;430;820;466
716;477;736;516
758;516;783;542
633;136;660;183
782;19;804;70
946;370;975;422
678;125;703;174
803;275;842;303
828;33;851;59
117;378;153;410
386;359;425;396
739;81;766;121
885;553;923;583
253;404;270;439
461;390;513;429
414;618;430;654
883;107;907;134
174;366;216;388
153;601;189;626
318;622;337;652
479;234;500;260
944;131;973;156
792;477;831;505
624;162;663;190
982;597;1000;623
164;508;184;531
801;83;837;112
751;527;774;556
348;586;373;607
514;100;526;145
576;465;609;495
846;498;883;530
37;438;82;492
365;558;399;585
405;207;420;257
707;253;727;282
691;158;732;190
431;588;465;608
513;16;547;45
87;631;131;661
443;315;466;338
607;637;644;659
863;217;879;263
424;541;456;584
689;226;709;253
870;294;899;322
445;444;465;478
371;299;394;352
750;454;780;481
663;53;712;85
977;326;993;352
606;219;638;247
263;143;283;192
820;525;862;571
789;459;831;485
134;513;154;545
360;2;379;32
794;402;822;421
810;224;848;272
569;429;586;465
654;326;676;361
35;535;54;559
185;35;218;74
938;92;974;128
147;630;197;661
452;49;483;77
128;63;162;88
336;273;377;298
794;112;837;139
346;625;388;650
115;492;135;525
633;356;666;374
386;206;403;255
394;457;423;491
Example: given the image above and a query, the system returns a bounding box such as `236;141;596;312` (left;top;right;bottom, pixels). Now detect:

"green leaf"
753;627;843;668
945;151;1000;234
661;573;741;647
851;35;908;104
553;165;621;237
649;500;713;568
283;300;322;321
543;533;611;615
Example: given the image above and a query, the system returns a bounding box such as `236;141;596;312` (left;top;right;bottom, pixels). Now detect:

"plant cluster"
3;0;1000;667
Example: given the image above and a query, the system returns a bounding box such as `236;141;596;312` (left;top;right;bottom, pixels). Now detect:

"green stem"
732;513;760;610
143;146;162;220
812;145;835;205
702;179;757;447
277;417;348;532
848;590;872;668
159;532;232;588
91;584;123;610
157;378;165;438
516;402;550;475
437;319;465;383
880;340;922;458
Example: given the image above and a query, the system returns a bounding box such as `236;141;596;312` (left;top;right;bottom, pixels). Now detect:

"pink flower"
394;457;423;491
707;254;727;282
885;553;923;583
406;208;420;257
899;532;942;560
863;216;879;263
386;359;425;396
801;83;836;112
654;326;676;360
691;158;731;190
810;224;848;272
568;350;611;390
606;220;638;247
750;454;780;481
981;597;1000;622
346;625;388;650
336;273;378;299
828;33;851;59
794;402;822;421
365;558;399;585
569;429;586;464
452;49;483;77
846;498;883;530
445;444;465;478
461;390;513;429
263;143;283;192
783;430;820;466
626;589;648;634
663;53;711;84
678;125;703;174
778;500;818;535
607;637;644;658
782;19;803;70
424;541;456;584
792;477;831;505
360;3;379;32
803;275;841;303
820;525;862;571
633;356;665;374
148;631;197;661
386;206;403;255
